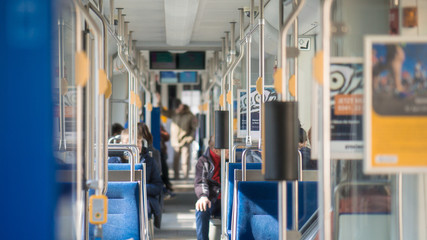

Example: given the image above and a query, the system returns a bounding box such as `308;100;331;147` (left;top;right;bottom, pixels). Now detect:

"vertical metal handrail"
88;0;110;196
320;0;333;239
58;17;67;151
258;0;265;150
398;173;403;240
75;0;105;194
277;1;306;239
74;1;106;238
142;162;149;240
74;4;84;240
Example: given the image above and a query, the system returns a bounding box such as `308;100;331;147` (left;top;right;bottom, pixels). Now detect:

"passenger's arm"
157;92;174;118
146;159;163;197
194;156;209;199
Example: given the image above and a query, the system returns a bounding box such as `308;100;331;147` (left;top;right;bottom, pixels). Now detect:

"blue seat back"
89;182;141;240
236;181;318;240
108;163;143;170
237;181;278;240
227;163;262;234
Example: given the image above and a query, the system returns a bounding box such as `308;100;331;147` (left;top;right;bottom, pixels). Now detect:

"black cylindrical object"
198;114;206;139
263;101;299;181
214;110;229;149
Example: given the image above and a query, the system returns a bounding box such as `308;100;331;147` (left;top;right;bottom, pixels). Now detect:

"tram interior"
2;0;427;239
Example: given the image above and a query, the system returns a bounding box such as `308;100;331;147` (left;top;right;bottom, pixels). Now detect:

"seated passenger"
194;136;229;240
138;122;162;173
299;128;317;170
121;128;164;228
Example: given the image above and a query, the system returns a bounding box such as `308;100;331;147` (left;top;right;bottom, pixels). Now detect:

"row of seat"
89;163;148;240
226;162;318;240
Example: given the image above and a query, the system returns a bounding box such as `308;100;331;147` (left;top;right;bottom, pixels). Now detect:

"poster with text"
330;58;364;159
237;86;277;139
365;36;427;173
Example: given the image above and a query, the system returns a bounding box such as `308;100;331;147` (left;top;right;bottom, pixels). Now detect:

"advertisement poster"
365;36;427;173
330;58;364;159
237;86;277;139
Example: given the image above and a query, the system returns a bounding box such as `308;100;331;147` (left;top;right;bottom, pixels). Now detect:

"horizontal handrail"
108;144;139;181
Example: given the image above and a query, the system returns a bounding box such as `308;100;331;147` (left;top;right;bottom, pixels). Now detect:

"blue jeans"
195;199;221;240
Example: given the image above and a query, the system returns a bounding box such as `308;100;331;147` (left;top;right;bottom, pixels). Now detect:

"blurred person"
160;124;173;192
299;128;317;170
158;94;198;180
121;127;163;228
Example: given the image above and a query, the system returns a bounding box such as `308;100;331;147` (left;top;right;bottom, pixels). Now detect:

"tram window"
160;71;178;84
178;71;197;83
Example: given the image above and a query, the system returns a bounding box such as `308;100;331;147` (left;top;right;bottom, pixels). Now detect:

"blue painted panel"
0;0;56;239
151;107;161;151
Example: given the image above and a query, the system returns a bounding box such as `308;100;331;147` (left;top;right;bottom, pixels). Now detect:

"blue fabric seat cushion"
227;162;261;235
89;182;140;240
108;163;143;170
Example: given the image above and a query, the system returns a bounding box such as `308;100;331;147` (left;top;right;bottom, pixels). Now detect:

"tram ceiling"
114;0;320;51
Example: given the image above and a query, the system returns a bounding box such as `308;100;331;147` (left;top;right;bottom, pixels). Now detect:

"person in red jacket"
194;136;228;240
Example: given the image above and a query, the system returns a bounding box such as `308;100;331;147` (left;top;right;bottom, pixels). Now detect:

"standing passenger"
158;95;198;180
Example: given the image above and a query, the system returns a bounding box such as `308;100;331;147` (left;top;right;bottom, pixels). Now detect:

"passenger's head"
112;123;124;136
137;122;152;145
172;98;184;113
121;127;148;155
120;128;129;144
299;128;308;149
208;136;229;159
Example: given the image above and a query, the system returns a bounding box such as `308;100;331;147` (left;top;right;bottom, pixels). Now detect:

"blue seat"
236;181;278;240
227;163;261;237
89;182;141;240
108;163;143;170
236;181;318;240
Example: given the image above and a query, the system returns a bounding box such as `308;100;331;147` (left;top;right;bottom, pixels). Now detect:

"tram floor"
154;178;198;240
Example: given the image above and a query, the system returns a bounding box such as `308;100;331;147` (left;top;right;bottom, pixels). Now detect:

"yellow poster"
365;36;427;173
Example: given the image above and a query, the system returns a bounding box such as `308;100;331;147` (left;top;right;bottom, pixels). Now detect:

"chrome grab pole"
142;162;149;239
58;17;67;151
88;0;110;196
277;1;306;239
75;0;104;195
320;0;333;239
258;0;265;150
245;35;252;147
74;4;84;240
74;1;107;238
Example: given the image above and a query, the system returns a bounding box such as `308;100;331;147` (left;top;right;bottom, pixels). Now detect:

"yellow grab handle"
273;68;283;94
99;69;108;96
75;51;89;87
136;95;142;109
256;77;263;95
130;91;136;105
288;75;296;97
227;90;232;105
219;94;224;108
313;51;324;85
146;102;153;112
105;79;112;99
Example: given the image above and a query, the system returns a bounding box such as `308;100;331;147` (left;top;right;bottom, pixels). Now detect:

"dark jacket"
194;148;221;203
140;153;163;228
